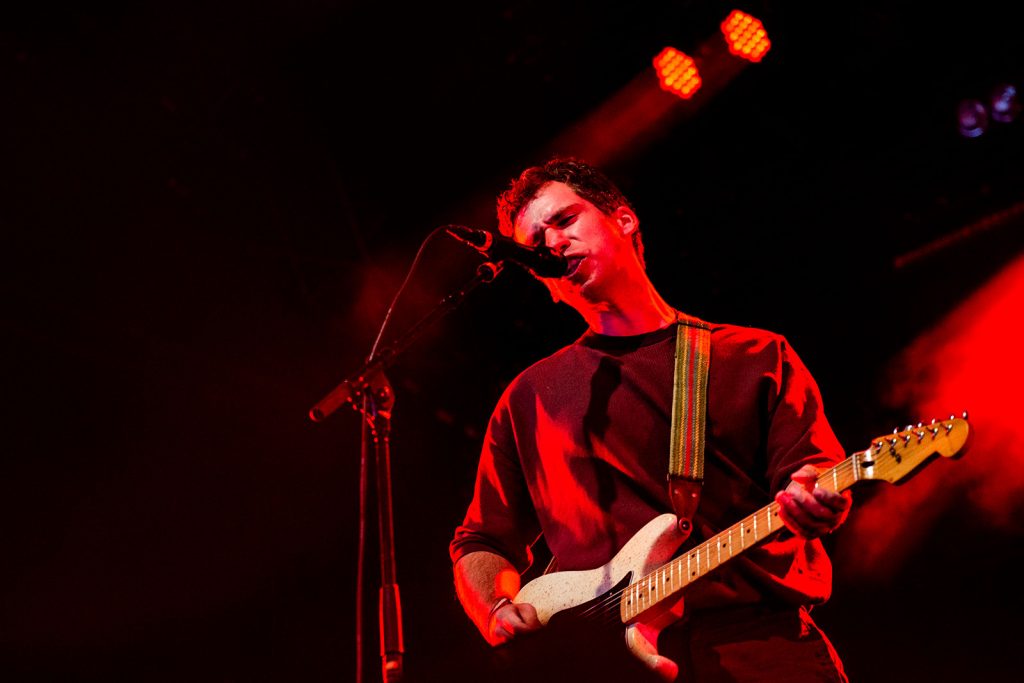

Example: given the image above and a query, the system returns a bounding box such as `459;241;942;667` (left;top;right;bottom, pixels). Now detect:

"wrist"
487;596;512;627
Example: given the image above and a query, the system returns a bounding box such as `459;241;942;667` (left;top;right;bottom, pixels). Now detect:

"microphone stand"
309;261;504;683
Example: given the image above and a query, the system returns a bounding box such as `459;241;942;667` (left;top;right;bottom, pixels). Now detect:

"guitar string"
575;457;859;623
571;448;928;625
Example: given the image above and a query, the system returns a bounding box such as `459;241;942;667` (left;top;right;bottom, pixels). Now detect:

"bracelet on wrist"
488;596;512;624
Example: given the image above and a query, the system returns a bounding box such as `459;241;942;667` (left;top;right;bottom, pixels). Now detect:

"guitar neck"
620;455;862;623
618;416;969;623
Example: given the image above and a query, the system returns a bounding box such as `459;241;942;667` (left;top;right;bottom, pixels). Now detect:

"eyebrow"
535;202;584;229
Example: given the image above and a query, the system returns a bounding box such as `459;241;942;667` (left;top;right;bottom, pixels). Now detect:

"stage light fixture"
957;99;989;138
720;10;771;63
653;47;702;100
989;83;1020;123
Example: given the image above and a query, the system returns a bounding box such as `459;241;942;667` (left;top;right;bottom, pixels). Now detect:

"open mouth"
564;256;584;278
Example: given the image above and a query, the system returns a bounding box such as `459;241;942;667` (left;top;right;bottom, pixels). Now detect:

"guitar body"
514;513;688;680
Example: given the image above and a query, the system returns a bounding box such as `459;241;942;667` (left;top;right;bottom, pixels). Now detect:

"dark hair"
496;157;644;267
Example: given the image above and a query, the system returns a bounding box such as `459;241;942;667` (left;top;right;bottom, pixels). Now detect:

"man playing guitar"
450;157;851;682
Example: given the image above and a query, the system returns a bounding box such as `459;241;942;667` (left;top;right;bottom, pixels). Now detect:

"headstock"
857;413;971;484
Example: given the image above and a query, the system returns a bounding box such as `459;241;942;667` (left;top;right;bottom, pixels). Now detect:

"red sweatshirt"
450;321;845;609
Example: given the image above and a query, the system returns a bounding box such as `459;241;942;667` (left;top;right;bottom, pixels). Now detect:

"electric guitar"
514;415;971;680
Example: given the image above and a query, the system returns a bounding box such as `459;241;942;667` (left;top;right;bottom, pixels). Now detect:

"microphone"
445;225;568;278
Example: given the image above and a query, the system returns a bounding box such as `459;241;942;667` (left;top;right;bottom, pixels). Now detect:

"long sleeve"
449;392;542;573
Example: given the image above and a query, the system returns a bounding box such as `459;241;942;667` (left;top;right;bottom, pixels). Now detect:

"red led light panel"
653;47;702;100
721;10;771;62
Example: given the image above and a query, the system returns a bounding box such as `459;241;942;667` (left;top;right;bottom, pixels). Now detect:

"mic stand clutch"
308;261;504;683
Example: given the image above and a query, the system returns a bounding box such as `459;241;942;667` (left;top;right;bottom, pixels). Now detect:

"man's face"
511;181;639;308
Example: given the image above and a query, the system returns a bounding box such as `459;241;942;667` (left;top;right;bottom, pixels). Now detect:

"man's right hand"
488;600;542;646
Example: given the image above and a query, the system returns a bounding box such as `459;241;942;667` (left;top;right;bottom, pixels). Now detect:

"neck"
578;275;678;336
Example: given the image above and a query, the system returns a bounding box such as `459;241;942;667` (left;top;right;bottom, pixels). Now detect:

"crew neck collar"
578;322;678;351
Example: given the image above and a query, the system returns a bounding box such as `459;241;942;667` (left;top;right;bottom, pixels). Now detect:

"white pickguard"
514;513;687;680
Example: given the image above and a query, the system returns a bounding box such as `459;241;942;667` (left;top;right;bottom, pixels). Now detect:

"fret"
753;511;758;541
831;466;838;492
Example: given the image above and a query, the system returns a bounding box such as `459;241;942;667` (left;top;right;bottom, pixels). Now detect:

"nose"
545;229;570;254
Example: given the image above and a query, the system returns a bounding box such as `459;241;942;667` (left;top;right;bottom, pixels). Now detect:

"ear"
615;206;639;238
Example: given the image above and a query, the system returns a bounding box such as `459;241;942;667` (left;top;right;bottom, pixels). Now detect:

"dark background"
3;1;1023;681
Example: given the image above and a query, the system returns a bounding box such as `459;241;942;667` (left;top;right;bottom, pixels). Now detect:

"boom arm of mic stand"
308;261;503;423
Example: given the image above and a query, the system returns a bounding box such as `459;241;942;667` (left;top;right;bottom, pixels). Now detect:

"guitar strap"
667;313;711;535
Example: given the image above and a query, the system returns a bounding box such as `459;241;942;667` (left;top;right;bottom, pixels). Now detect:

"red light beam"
836;252;1024;582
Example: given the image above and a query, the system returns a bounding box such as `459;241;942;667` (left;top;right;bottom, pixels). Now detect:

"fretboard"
619;454;862;623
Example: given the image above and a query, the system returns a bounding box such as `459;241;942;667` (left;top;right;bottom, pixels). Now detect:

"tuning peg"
917;422;924;428
962;410;969;419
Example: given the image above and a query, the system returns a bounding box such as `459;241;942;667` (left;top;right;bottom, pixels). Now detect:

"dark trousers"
480;604;847;683
665;604;848;683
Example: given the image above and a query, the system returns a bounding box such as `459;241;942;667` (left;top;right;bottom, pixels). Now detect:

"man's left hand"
775;464;851;539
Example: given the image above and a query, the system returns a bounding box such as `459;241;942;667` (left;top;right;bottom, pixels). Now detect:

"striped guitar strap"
668;313;711;536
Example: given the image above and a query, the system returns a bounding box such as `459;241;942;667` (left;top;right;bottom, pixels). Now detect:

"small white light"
957;99;988;138
989;83;1020;124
